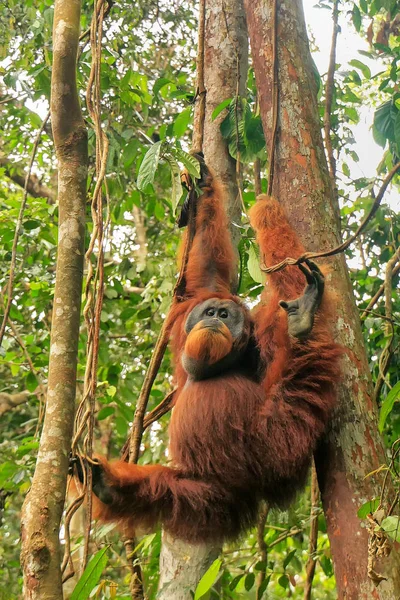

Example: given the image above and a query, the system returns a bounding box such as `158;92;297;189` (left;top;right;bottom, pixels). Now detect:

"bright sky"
304;0;399;209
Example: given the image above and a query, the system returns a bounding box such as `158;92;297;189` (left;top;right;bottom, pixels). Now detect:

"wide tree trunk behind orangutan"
243;0;400;598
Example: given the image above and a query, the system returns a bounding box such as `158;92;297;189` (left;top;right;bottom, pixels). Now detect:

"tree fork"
243;0;400;597
20;1;88;598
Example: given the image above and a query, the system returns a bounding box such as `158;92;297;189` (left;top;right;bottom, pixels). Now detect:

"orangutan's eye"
219;309;228;319
205;308;215;317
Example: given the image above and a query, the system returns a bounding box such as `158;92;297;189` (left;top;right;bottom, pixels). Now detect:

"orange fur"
91;177;342;544
184;177;236;294
185;322;233;364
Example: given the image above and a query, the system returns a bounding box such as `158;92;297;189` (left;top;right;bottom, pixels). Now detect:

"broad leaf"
381;516;400;542
357;498;380;519
247;243;265;284
211;98;231;120
164;154;183;213
352;5;362;31
194;558;222;600
349;59;371;80
171;147;201;178
379;380;400;432
70;547;109;600
137;141;163;191
374;100;396;143
173;107;192;138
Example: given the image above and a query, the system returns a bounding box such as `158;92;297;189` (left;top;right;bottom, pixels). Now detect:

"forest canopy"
0;0;399;599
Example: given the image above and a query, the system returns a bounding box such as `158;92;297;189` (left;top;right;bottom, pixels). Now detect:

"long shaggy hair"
90;175;342;543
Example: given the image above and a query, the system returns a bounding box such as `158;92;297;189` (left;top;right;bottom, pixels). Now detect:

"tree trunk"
202;0;248;247
157;0;248;597
244;0;400;598
158;533;220;600
20;1;88;598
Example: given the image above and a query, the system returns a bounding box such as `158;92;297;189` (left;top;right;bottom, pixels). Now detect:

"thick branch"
0;156;56;201
0;390;31;417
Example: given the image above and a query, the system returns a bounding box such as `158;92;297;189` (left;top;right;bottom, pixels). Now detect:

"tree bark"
244;1;400;598
158;533;220;600
202;0;248;247
157;0;248;597
20;1;88;598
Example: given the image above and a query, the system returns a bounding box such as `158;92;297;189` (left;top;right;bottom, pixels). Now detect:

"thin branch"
268;527;302;549
361;262;400;319
254;158;262;196
143;389;176;430
304;464;320;600
0;109;51;348
323;0;339;195
360;308;400;326
373;246;400;403
256;502;269;599
262;161;400;273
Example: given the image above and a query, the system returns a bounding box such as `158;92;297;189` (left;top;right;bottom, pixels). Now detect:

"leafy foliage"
0;0;399;598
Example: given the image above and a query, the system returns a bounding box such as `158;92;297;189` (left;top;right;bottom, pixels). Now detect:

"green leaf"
70;547;109;600
229;574;244;591
115;416;128;436
26;372;38;393
352;5;362;31
123;140;140;168
257;577;270;597
97;407;115;420
173;107;192;138
194;558;222;600
349;59;371;80
342;162;350;177
23;219;41;231
137;141;163;191
247;244;265;284
357;498;380;519
170;147;201;178
164;154;183;214
278;574;289;589
372;124;387;148
244;573;255;591
374;100;396;143
211;98;232;120
131;533;157;555
153;77;171;97
283;549;297;569
381;516;400;542
0;462;19;487
319;555;334;577
379;381;400;432
16;440;39;458
106;385;117;398
394;112;400;156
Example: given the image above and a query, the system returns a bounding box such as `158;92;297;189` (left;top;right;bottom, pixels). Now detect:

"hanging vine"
63;0;111;581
